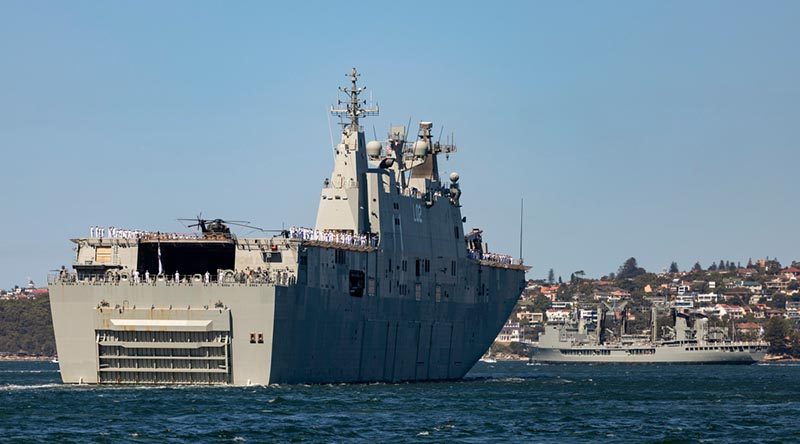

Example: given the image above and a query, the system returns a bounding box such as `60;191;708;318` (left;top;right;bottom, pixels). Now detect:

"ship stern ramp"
49;281;278;385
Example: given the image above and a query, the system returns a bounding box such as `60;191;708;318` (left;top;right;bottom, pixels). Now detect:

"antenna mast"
330;67;379;133
519;198;524;260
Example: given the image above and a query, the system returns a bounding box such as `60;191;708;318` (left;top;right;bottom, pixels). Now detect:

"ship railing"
48;271;296;287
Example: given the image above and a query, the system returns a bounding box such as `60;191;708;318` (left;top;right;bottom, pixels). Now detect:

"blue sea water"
1;361;799;443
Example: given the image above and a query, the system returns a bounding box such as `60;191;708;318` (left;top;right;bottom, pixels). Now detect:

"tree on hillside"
692;262;702;272
727;261;737;271
718;260;725;270
762;258;782;274
558;276;563;284
547;268;555;284
791;331;800;357
747;258;754;269
617;257;646;280
769;293;787;310
530;294;550;313
708;262;718;271
764;316;791;354
669;262;679;273
0;296;55;356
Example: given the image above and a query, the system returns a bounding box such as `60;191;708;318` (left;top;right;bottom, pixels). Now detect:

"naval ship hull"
49;264;521;385
49;69;529;385
531;345;766;364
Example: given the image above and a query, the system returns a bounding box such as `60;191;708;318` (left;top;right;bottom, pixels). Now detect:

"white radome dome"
413;140;429;157
366;140;382;157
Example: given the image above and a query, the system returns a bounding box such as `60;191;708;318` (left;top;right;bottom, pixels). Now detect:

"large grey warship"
48;69;527;385
532;306;767;364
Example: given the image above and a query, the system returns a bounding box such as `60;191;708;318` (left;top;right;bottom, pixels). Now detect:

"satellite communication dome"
413;140;429;157
449;172;460;183
366;140;382;158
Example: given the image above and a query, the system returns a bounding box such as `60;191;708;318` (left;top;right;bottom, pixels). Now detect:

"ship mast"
330;68;379;136
316;68;379;234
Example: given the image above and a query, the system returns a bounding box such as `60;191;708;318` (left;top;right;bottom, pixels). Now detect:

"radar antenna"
330;67;379;132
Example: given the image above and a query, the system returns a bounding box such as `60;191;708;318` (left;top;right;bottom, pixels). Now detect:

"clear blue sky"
1;1;798;288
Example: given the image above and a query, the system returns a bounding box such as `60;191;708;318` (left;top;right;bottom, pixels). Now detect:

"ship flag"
157;240;163;274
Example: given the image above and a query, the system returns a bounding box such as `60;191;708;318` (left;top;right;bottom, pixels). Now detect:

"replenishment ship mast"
48;69;528;385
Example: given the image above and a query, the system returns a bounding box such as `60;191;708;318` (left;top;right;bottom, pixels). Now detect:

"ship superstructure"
48;69;527;385
531;305;767;364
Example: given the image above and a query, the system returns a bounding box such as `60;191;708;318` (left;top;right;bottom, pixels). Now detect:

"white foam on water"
0;383;63;391
486;377;527;383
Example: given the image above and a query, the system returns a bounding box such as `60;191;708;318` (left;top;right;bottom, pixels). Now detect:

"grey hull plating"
50;260;520;385
531;346;766;364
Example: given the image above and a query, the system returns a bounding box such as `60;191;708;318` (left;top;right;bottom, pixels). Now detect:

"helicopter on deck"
178;216;286;238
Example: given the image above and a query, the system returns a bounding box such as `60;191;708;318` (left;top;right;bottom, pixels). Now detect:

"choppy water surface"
1;361;799;443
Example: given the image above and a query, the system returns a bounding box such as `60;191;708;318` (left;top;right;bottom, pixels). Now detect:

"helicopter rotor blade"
225;221;265;231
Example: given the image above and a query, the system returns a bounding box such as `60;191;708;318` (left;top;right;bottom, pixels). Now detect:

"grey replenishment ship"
48;69;527;385
532;305;767;364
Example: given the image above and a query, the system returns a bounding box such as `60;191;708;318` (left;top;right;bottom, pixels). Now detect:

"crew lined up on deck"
466;250;514;265
90;226;144;239
288;226;377;247
89;226;202;240
58;267;296;286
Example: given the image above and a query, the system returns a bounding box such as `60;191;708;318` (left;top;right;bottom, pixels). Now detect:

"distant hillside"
0;296;55;357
